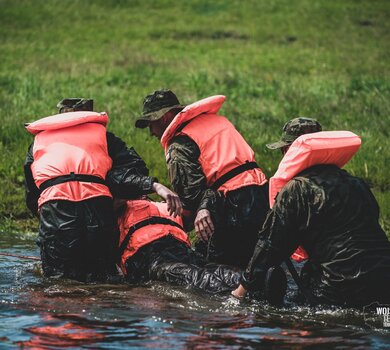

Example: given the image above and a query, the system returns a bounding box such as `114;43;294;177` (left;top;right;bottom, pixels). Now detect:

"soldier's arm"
240;179;311;291
167;136;216;216
106;132;157;199
24;143;40;216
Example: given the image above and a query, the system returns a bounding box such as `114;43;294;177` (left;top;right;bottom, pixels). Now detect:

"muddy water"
1;231;389;349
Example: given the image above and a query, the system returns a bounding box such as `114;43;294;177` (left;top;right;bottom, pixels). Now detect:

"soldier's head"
267;117;322;155
135;89;184;140
57;98;94;113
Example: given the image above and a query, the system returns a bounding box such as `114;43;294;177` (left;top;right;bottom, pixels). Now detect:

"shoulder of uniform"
284;176;311;191
166;136;199;162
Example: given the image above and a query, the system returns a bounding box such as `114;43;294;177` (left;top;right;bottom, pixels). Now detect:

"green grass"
1;0;389;237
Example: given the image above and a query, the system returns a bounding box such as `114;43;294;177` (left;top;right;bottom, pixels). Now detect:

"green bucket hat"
57;98;94;113
135;89;184;128
266;117;322;149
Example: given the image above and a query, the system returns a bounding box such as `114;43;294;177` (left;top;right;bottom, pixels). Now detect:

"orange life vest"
117;200;190;273
161;95;267;195
269;131;361;261
26;111;113;208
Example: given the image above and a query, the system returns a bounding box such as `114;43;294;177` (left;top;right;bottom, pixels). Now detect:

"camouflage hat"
266;117;322;149
57;98;94;113
135;89;184;128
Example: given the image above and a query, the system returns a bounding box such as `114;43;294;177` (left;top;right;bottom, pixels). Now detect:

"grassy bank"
0;0;389;237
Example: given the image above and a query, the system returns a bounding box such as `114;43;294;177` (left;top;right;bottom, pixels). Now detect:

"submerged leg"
146;236;242;294
150;260;242;294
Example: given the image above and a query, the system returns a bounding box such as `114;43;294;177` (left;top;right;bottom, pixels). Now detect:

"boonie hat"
135;89;184;128
57;98;94;113
266;117;322;149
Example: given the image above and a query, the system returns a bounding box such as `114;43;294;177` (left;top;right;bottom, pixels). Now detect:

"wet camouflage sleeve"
241;179;312;291
166;136;217;214
106;132;157;199
24;143;40;216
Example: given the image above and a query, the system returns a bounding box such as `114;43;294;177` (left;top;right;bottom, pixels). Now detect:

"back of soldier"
296;164;390;305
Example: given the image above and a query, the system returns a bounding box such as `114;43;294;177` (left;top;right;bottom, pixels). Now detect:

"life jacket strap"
211;161;259;191
39;172;106;191
118;216;184;260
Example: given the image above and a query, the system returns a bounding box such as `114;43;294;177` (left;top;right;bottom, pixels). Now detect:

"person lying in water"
232;118;390;307
115;197;243;295
115;196;287;304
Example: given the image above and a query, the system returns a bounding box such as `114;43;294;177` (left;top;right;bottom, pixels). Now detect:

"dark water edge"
1;231;389;349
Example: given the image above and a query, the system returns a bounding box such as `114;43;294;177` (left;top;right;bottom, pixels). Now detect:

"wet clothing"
117;200;190;272
24;131;156;281
124;235;242;294
242;165;390;306
195;184;269;268
119;200;242;294
269;130;361;261
167;135;216;213
167;135;269;268
161;95;268;268
37;197;118;281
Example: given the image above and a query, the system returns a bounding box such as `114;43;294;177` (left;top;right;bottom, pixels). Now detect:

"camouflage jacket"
242;164;390;305
166;136;217;216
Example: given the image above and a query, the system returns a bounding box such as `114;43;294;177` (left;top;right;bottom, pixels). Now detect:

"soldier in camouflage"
135;90;269;269
232;118;390;306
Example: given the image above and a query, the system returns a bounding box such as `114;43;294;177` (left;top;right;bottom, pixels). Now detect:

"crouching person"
24;98;181;282
233;118;390;307
117;198;243;295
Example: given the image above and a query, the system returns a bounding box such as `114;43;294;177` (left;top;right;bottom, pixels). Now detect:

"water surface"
1;231;389;349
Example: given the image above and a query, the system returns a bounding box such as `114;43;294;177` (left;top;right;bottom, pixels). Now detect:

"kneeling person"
135;90;269;268
233;118;390;307
117;198;242;294
24;98;181;282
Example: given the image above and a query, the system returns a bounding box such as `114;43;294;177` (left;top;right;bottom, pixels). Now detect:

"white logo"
376;306;390;327
363;302;390;328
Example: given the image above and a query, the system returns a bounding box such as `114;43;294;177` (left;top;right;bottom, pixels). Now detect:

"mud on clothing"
24;131;156;281
167;135;269;268
242;165;390;306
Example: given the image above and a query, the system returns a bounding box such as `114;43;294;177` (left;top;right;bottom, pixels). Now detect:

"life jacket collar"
25;111;108;135
270;130;361;207
161;95;225;150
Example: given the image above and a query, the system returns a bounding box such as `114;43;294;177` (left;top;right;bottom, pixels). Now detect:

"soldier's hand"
231;284;247;299
194;209;215;242
153;182;182;217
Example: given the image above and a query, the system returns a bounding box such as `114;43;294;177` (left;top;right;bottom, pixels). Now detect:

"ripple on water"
0;231;389;348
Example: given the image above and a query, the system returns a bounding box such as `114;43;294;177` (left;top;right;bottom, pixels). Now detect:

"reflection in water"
17;317;106;348
1;232;389;349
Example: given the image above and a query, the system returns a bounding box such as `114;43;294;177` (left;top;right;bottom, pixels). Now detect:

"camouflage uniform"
166;136;217;214
136;90;269;268
242;118;390;306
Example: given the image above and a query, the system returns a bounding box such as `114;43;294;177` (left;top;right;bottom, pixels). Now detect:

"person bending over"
24;98;181;282
233;118;390;307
